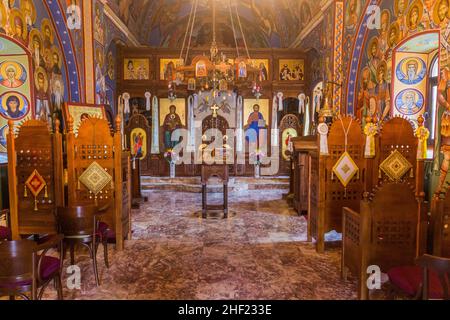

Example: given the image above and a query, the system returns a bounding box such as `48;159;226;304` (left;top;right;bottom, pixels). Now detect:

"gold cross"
211;103;219;118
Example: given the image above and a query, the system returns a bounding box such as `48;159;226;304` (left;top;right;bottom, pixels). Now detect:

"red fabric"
0;226;11;240
388;266;445;299
0;256;60;289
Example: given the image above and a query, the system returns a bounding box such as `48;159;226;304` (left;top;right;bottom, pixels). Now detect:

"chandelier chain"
179;0;196;61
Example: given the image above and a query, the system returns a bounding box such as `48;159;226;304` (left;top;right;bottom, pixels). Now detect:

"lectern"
201;164;229;219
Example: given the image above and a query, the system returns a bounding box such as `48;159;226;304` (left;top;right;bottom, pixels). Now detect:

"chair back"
416;255;450;300
57;206;98;238
0;240;37;284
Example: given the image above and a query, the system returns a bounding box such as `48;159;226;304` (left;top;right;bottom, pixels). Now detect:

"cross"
211;103;219;118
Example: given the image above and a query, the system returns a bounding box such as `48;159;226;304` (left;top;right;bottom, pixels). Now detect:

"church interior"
1;0;450;301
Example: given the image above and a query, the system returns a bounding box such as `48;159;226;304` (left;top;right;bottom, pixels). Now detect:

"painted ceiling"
397;33;440;54
105;0;322;48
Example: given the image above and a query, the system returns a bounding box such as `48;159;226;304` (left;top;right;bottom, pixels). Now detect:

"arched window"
428;53;439;153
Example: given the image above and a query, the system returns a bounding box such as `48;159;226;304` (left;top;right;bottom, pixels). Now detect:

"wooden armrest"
343;207;360;220
35;234;64;252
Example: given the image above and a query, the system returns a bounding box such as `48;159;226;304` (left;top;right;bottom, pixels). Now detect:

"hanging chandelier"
171;0;261;101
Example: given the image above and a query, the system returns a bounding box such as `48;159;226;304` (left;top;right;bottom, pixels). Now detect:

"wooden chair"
66;116;130;251
388;254;450;300
0;209;11;240
0;236;64;300
309;116;370;253
430;192;450;258
57;206;103;286
6;120;64;240
341;182;425;300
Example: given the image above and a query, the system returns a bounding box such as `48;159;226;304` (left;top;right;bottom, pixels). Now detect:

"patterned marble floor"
43;190;361;300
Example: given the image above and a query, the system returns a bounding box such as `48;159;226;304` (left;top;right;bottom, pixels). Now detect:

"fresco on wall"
344;0;450;195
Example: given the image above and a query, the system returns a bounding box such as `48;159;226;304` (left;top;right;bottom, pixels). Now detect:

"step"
141;176;290;193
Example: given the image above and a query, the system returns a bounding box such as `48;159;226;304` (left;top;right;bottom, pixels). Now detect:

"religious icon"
395;89;424;116
0;92;30;121
19;0;36;29
0;3;7;33
187;78;196;91
161;103;184;149
35;67;51;122
0;125;7;152
65;104;106;136
257;61;269;81
394;0;410;38
41;18;54;49
160;58;183;81
406;0;425;36
195;60;207;78
28;29;45;68
9;9;26;44
50;46;63;76
434;0;450;66
107;51;115;80
345;0;362;33
94;3;105;45
130;128;147;160
50;77;64;113
379;10;391;57
124;58;149;80
244;99;269;146
367;37;380;88
396;57;426;85
282;128;297;161
279;59;304;81
0;61;26;88
238;61;247;78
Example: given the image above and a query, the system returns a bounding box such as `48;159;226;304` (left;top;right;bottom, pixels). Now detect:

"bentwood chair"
388;254;450;300
57;206;102;286
0;209;11;240
0;236;64;300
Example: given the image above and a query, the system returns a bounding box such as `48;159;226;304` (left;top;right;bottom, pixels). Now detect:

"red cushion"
0;226;11;240
388;266;444;299
39;256;60;281
0;256;60;289
97;222;109;235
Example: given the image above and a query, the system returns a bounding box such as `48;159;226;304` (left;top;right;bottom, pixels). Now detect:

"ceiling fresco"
105;0;322;48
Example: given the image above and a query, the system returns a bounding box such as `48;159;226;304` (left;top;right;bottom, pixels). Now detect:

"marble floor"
43;190;362;300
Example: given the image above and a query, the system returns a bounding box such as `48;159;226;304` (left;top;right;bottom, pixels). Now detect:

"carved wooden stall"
7;120;64;239
430;192;450;258
341;116;427;299
291;136;317;215
66;116;130;250
341;182;425;300
309;116;369;253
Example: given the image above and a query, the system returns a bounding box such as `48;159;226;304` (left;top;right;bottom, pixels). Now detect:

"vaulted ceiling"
106;0;323;48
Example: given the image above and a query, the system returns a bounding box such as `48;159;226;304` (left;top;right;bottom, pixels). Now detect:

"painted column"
83;0;95;103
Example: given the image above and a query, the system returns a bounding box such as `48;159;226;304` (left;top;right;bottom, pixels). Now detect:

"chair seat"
0;226;11;240
0;256;60;289
97;222;116;241
388;266;444;299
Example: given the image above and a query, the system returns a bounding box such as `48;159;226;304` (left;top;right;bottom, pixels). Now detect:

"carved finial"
417;115;425;127
319;116;325;124
365;116;372;124
115;115;121;133
68;116;74;133
8;120;14;130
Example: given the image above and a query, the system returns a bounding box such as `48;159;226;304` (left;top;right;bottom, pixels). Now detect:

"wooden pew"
342;182;425;300
7;120;64;239
66;116;129;250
